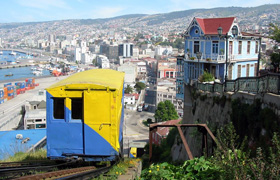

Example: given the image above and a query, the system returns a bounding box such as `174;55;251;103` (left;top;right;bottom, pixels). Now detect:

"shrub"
141;157;221;180
199;71;214;82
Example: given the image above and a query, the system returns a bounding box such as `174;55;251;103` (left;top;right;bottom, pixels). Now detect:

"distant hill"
0;4;279;29
79;14;147;25
76;4;280;28
134;4;280;26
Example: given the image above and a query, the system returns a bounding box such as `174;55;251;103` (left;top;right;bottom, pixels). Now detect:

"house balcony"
184;53;236;63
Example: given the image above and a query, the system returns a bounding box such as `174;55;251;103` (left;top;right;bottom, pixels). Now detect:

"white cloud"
17;0;71;10
90;6;125;19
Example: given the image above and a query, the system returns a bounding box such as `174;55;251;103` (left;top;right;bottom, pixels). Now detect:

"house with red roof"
151;119;181;145
176;17;261;100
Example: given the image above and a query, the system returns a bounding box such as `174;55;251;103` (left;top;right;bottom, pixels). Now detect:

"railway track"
0;160;76;179
0;160;113;180
16;165;111;180
0;160;55;168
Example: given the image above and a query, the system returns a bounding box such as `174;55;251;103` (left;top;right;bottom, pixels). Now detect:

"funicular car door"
83;90;112;155
47;93;84;157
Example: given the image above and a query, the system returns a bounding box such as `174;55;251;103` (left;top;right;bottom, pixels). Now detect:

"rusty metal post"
149;127;153;163
176;125;193;160
204;131;208;157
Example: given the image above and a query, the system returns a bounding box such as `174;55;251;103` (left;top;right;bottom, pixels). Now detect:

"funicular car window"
71;98;83;119
53;98;65;119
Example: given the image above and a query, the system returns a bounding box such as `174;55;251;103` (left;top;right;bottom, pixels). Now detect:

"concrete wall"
171;85;280;161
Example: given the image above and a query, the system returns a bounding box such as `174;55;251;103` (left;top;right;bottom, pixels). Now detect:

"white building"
48;34;56;43
81;52;95;64
155;45;173;56
97;55;110;69
143;48;155;58
133;47;139;58
74;47;81;62
117;63;137;84
156;79;183;117
80;40;87;48
66;35;72;41
124;94;136;105
71;40;77;46
60;40;70;49
24;90;47;129
24;110;46;129
137;61;147;75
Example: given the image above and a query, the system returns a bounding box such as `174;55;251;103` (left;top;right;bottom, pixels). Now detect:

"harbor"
0;50;54;81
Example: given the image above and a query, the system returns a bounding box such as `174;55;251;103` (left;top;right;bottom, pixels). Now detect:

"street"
123;109;152;156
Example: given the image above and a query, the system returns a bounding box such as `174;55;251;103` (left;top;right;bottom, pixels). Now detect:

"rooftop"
0;129;46;160
153;119;181;137
24;109;46;119
196;17;235;35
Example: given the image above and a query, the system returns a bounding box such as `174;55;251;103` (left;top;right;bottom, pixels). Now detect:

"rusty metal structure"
149;123;220;162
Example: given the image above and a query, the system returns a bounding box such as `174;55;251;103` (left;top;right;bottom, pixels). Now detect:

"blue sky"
0;0;279;23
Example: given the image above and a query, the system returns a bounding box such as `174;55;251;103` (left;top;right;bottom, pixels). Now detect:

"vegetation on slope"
141;123;280;179
0;148;47;162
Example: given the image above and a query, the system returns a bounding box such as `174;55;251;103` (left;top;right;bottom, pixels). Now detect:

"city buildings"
117;63;137;84
157;60;177;79
97;55;110;69
157;79;184;117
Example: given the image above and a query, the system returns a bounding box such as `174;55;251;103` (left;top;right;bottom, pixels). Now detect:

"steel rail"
0;161;75;179
0;160;55;169
57;166;111;180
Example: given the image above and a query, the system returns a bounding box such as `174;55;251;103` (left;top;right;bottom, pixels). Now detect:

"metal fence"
195;73;280;95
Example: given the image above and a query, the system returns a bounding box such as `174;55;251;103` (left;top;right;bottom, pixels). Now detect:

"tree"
269;23;280;43
134;82;146;92
270;52;280;73
124;85;133;94
269;23;280;72
92;59;96;66
154;100;179;122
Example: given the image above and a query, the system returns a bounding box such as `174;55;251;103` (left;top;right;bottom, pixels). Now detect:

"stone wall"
171;84;280;161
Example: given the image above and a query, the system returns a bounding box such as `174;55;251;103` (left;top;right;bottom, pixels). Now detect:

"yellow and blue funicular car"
129;141;147;158
46;69;125;161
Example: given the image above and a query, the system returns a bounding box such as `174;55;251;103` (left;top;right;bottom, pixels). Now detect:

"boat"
5;73;13;77
0;51;3;55
32;70;43;76
9;51;16;56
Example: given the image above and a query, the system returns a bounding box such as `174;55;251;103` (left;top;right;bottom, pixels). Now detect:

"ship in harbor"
9;51;17;56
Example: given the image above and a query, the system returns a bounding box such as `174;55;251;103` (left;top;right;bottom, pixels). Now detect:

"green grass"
143;118;153;127
94;158;141;180
142;120;149;127
1;148;47;162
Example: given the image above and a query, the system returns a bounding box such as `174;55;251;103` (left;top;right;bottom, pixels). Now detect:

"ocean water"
0;50;31;62
0;51;50;81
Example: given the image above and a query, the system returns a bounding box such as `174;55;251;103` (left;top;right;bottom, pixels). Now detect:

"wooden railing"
195;73;280;95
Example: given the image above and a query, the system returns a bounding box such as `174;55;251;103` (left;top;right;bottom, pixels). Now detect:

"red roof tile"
154;119;181;137
196;17;235;35
132;93;139;100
